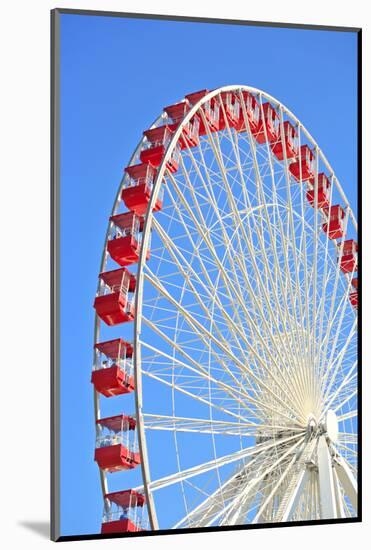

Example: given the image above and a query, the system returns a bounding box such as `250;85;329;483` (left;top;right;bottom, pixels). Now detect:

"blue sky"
59;12;358;536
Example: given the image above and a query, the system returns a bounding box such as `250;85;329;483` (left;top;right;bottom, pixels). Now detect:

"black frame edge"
53;8;361;32
56;517;361;543
51;7;61;543
356;26;362;522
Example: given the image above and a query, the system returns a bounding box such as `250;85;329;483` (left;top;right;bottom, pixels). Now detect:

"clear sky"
59;12;358;536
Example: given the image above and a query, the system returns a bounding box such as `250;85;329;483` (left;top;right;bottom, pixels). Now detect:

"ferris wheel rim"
93;84;358;530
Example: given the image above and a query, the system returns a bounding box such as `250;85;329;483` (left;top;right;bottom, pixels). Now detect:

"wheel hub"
306;413;317;436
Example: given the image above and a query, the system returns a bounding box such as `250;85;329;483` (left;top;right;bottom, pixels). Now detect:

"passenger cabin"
107;211;149;267
322;205;345;240
140;125;180;173
306;173;331;208
164;100;200;149
235;91;260;134
94;414;140;472
218;91;240;130
92;338;134;398
349;278;358;309
122;163;163;216
93;267;136;326
270;121;298;161
101;490;147;534
253;102;280;144
338;239;358;274
185;89;220;136
289;145;315;182
164;100;189;124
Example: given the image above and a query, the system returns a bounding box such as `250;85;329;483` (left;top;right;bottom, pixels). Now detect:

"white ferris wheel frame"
93;85;358;531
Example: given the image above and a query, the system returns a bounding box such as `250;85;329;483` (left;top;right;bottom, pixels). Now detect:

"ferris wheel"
92;85;358;533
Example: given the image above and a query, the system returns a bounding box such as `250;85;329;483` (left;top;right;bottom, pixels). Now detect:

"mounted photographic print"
51;8;361;542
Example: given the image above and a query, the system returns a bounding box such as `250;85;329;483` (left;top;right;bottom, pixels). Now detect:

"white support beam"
280;468;309;522
334;455;358;513
333;469;346;518
317;436;337;519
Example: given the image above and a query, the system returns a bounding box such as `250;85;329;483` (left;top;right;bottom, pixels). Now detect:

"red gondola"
253;102;280;144
322;205;345;240
338;239;358;273
101;490;147;534
235;91;260;134
140;125;180;172
107;211;149;267
270;121;298;160
289;145;315;182
164;100;189;123
349;278;358;309
93;268;136;326
306;173;331;208
122;163;163;216
164;100;200;149
94;414;140;472
218;91;240;130
185;89;220;135
91;339;134;398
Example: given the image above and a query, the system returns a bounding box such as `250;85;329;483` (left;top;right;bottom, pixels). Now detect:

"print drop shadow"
18;521;50;539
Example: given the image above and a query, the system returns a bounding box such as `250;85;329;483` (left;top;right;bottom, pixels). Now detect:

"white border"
1;1;368;548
